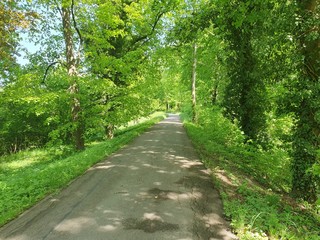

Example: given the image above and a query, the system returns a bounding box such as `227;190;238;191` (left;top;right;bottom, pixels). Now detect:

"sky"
17;32;39;65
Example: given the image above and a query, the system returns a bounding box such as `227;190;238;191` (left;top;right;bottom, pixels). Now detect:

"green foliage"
222;189;319;240
184;107;292;192
216;0;270;145
291;115;319;202
78;0;173;137
0;73;53;154
280;1;320;202
183;107;320;239
154;47;191;112
195;106;244;147
0;0;37;79
0;0;171;153
1;0;319;231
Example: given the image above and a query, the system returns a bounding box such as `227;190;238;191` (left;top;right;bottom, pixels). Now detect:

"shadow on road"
0;115;237;240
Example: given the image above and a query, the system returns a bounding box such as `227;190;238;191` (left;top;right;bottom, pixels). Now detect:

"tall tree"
82;0;174;137
61;0;84;150
291;0;320;202
32;0;85;150
217;0;268;145
191;42;197;122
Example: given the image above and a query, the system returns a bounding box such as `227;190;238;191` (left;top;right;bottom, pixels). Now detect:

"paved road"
0;114;237;240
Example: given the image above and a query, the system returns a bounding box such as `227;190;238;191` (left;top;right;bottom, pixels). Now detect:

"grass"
183;108;320;240
0;112;166;227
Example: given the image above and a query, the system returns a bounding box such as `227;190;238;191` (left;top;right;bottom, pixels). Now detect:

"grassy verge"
183;108;320;240
0;112;166;227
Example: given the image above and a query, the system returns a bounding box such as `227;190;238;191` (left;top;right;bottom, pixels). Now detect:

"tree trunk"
62;5;85;150
105;124;114;139
191;42;197;123
166;101;170;112
223;13;267;145
211;81;219;105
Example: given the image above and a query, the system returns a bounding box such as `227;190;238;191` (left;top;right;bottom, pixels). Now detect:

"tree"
61;0;85;150
164;0;205;121
81;0;175;137
191;42;197;122
0;0;37;80
290;0;320;202
29;0;85;150
215;0;268;145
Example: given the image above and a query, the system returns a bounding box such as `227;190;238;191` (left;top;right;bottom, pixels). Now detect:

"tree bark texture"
62;5;85;150
105;124;114;139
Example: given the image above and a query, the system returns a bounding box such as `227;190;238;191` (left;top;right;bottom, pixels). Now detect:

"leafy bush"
196;106;245;147
185;106;292;192
222;187;319;240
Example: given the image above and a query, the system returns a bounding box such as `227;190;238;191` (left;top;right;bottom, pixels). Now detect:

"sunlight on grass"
0;112;166;227
3;159;38;170
0;150;53;172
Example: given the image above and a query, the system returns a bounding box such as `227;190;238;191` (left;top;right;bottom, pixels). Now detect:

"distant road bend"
0;114;237;240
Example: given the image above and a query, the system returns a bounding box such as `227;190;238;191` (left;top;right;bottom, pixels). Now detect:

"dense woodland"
0;0;320;238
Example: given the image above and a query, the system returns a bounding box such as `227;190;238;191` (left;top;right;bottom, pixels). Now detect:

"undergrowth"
183;106;320;239
0;112;166;227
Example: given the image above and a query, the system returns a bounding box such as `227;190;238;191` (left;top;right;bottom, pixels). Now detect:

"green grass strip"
0;112;166;226
183;120;320;240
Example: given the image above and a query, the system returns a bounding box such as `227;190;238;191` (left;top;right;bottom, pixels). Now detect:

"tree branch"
53;0;62;17
71;0;83;64
42;61;63;84
129;11;165;51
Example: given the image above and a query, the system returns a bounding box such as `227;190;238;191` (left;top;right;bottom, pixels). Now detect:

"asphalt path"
0;114;237;240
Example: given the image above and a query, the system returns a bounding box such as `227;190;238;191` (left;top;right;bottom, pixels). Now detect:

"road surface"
0;114;237;240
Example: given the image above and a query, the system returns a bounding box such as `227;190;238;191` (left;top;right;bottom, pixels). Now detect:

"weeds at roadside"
183;107;320;240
